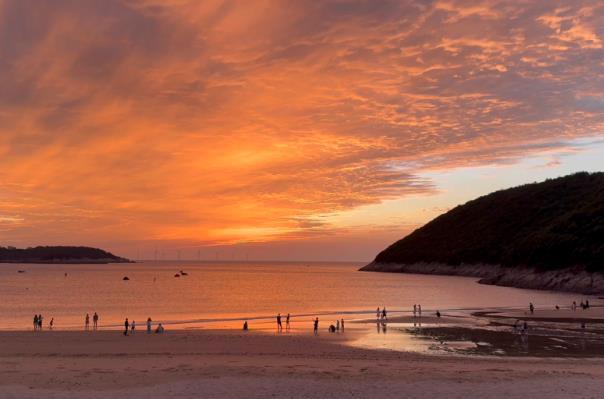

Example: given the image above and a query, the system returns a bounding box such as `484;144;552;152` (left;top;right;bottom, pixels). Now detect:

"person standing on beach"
341;318;345;332
529;303;534;314
85;314;90;330
131;320;136;334
277;313;282;332
286;313;290;331
336;319;340;332
147;317;152;333
124;318;129;336
413;304;417;317
382;307;387;320
376;307;380;320
313;317;319;335
49;318;54;329
93;312;99;330
38;314;43;330
33;315;38;331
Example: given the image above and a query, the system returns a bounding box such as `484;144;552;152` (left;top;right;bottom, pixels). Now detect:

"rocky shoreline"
360;262;604;295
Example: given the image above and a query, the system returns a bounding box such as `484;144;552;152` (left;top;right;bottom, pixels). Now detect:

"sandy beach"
1;313;604;399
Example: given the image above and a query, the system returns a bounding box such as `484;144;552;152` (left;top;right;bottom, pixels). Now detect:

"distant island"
361;172;604;294
0;246;132;264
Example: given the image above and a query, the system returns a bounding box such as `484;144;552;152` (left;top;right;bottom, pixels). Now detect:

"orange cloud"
0;0;602;258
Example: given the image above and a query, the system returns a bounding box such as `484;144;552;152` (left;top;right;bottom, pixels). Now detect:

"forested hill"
364;172;604;273
0;246;131;264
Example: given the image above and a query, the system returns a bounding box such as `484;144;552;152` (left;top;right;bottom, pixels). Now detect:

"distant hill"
361;172;604;294
0;246;131;264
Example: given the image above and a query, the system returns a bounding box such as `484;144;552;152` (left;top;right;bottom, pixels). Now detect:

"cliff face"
361;262;604;294
363;172;604;294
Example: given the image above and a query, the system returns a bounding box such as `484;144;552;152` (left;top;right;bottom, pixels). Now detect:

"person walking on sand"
277;313;282;332
413;304;417;317
529;302;534;315
336;319;340;332
38;314;43;330
85;313;90;330
382;307;387;320
313;317;319;335
33;315;38;331
418;304;422;317
147;317;152;334
131;320;136;334
376;307;380;320
124;318;129;336
50;318;54;330
93;312;99;330
243;321;248;331
341;318;345;332
286;313;290;331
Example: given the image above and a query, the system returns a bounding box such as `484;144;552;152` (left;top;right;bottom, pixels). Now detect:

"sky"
0;0;603;261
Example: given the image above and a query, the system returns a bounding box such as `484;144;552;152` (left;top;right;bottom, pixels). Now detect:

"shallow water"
0;261;589;330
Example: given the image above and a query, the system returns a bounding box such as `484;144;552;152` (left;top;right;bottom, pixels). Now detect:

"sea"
0;261;587;330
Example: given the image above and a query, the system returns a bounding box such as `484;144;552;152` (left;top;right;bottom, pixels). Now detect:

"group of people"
376;307;387;320
84;312;100;330
276;313;291;332
413;304;423;317
571;300;590;311
328;318;345;333
123;317;163;335
32;314;52;330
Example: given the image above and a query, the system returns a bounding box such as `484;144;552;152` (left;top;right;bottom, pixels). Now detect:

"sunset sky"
0;0;603;261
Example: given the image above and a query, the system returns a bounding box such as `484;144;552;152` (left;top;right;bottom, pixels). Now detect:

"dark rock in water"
174;273;180;277
123;276;130;281
17;270;26;273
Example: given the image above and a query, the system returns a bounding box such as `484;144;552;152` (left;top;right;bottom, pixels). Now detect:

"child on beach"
155;323;164;334
147;317;152;333
131;320;136;334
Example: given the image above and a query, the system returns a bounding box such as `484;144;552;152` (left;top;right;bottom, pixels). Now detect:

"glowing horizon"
0;1;603;261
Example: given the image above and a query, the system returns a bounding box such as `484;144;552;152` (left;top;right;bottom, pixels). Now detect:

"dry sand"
0;326;603;398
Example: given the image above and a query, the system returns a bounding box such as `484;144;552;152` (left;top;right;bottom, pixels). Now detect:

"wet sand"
0;326;603;398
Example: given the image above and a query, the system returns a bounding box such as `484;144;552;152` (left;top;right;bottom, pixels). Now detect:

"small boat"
123;276;130;281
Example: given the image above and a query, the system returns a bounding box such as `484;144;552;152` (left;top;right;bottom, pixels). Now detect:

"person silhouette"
313;317;319;335
93;312;99;330
277;313;282;332
124;318;129;336
85;314;90;330
286;313;290;331
147;317;152;334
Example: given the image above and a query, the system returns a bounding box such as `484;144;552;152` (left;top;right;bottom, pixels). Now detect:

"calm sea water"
0;261;586;330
